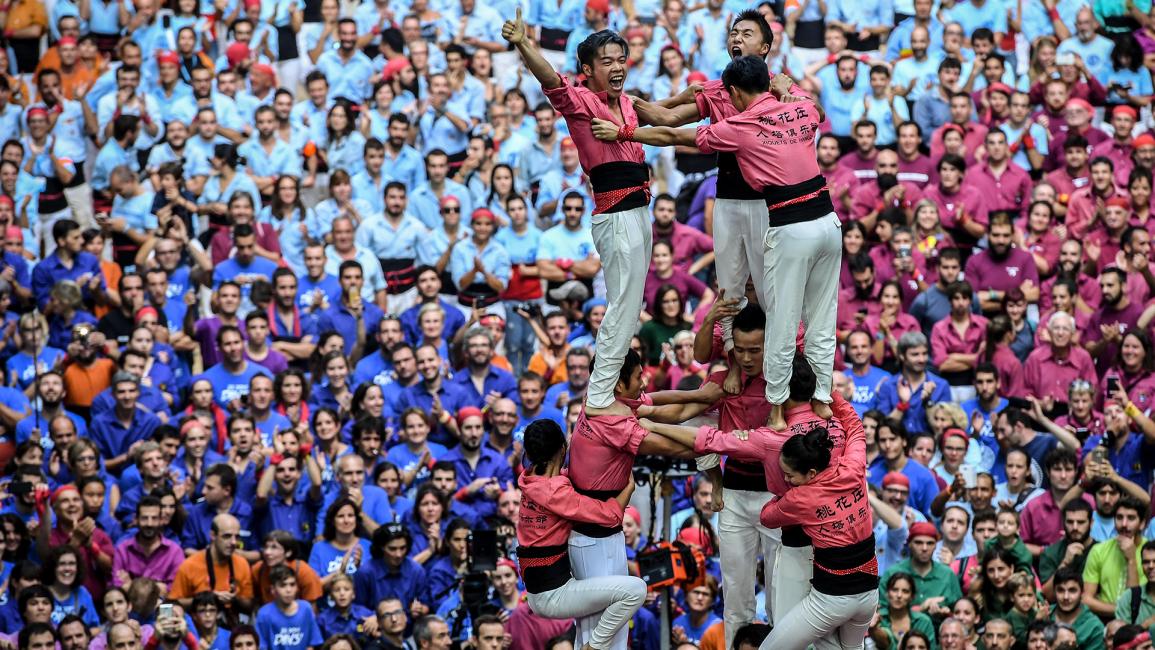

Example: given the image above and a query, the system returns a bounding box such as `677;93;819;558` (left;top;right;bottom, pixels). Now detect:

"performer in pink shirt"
517;419;646;650
593;55;840;431
630;10;821;357
502;11;650;417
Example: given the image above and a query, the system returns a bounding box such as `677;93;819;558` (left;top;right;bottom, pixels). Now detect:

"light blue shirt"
886;18;945;60
238;136;304;180
850;93;910;146
351;171;386;214
382;145;426;189
96;93;164;151
418;98;474;156
450;239;511;289
315;50;375;102
356;212;428;260
259;206;315;276
943;0;1008;36
686;10;731;78
91;140;138;192
1058;34;1116;81
409;180;473;230
111;191;158;234
313;128;367;176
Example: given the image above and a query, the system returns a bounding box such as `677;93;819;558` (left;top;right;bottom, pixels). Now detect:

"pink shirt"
542;76;644;172
921;183;989;230
1020;490;1096;547
1099;369;1155;412
863;313;921;364
930;122;988;168
838;151;880;186
694;400;846;497
990;344;1027;398
658;221;713;272
967;161;1033;221
898;154;934;188
1103;139;1135;183
759;394;872;550
1044;167;1089;200
1066;184;1129;240
508;602;573;650
695;77;806;122
1023;345;1097;404
837;285;883;332
1023;231;1061;276
706;369;774;431
694;93;823;190
517;474;624;548
850;181;923;221
1040;273;1101;313
930;314;989;368
964;247;1040;294
568;408;648;493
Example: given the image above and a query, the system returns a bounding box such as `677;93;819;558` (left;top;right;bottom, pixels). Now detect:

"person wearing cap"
441;407;513;521
148;51;193;126
450;210;511;313
1104;107;1140;183
871;473;913;574
850;65;910;148
35;481;114;601
878;521;963;616
1045;99;1109;175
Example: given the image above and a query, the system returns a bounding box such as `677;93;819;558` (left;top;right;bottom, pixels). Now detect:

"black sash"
763;175;834;227
519;543;571;594
571;486;623;537
277;24;301;60
539;27;569;52
716;153;762;201
380;257;417;294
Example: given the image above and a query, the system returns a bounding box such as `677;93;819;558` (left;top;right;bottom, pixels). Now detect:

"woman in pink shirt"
757;392;878;649
1020;200;1062;278
983;316;1027;398
1127;168;1155;236
840;221;869;291
642;240;713;318
1036;281;1089;347
864;280;921;371
516;419;647;648
1098;330;1155;411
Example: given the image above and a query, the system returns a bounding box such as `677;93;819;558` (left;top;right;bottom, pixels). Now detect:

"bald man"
169;514;255;615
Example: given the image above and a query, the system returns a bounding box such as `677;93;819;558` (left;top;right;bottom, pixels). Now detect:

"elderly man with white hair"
1023;311;1098;408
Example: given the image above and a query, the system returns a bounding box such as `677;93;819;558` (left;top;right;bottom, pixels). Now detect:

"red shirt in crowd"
1023;344;1097;404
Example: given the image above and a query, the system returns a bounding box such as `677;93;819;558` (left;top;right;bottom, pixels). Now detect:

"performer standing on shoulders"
517;419;647;650
592;55;840;431
502;10;652;417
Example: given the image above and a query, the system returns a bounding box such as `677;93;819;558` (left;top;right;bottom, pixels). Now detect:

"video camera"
633;454;698;481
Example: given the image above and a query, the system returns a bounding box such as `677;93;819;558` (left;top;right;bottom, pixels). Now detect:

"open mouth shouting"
731;45;743;58
608;73;625;90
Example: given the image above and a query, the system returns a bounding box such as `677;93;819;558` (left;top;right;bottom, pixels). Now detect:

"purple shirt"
644;269;706;313
1085;300;1146;376
112;535;187;588
193;317;247;369
963;247;1040;294
246;348;289;375
837;150;879;186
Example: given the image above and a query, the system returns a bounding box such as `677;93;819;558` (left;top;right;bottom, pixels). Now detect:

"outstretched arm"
590;118;699;146
634;96;703;127
503;9;562;90
638;419;699;448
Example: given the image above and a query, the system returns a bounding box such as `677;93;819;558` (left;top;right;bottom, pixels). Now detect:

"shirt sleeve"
694;121;742;154
543;77;586;117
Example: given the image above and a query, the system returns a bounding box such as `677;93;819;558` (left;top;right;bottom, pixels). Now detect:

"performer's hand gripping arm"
502;8;562;90
590;118;698;147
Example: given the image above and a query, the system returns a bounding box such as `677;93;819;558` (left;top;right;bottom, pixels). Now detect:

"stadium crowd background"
6;0;1155;648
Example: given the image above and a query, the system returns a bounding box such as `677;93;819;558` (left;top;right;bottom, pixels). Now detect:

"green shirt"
880;610;938;649
1115;586;1155;632
1049;604;1105;650
1038;538;1092;585
1083;537;1148;606
879;558;964;611
983;537;1033;575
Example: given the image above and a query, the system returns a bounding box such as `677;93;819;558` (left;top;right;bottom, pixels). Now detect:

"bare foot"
766;403;786;431
722;364;741;394
812;399;833;421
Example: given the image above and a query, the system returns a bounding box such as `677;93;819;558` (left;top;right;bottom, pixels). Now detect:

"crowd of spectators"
13;0;1155;648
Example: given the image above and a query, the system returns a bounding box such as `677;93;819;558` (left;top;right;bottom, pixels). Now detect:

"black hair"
322;496;367;541
732;303;765;333
576;30;629;73
780;428;834;476
722;55;771;95
1112;32;1145;72
52;218;80;244
1115;625;1151;650
370;523;412;559
524;419;566;473
1052;566;1083;589
18;622;55;650
788;354;816;403
1117;495;1150;521
732;10;772;51
1064;133;1089;151
732;623;771;647
938;153;967;173
618;348;644;389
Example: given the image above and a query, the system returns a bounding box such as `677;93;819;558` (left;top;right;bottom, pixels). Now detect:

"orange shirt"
93;260;121;319
4;0;47;33
170;550;255;601
528;346;570;386
251;560;323;606
63;358;115;408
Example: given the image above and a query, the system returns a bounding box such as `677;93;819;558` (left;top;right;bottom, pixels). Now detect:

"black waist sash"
763;175;834;227
520;543;571;594
812;534;879;595
716;153;763;201
572;486;623;537
589;161;649;214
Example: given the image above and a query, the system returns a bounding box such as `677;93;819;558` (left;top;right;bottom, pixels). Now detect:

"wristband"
897;401;910;412
269;453;284;466
299;442;313;456
859;54;870;63
617;123;636;142
1048;7;1060;20
1126;402;1143;419
90;541;103;556
52;104;63;115
827;53;837;65
1023;134;1035;149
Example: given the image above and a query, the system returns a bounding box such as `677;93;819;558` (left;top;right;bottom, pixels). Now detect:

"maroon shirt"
850;181;923;221
898;153;935;188
837;150;879;186
823;164;858;223
1045;126;1111;173
964;247;1040;294
967;161;1033;220
990;343;1027;398
1023;345;1098;404
922;183;990;230
1045;167;1090;200
837;284;883;333
1085;300;1146;376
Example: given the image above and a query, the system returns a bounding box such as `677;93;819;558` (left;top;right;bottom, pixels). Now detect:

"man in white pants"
632;10;824;359
503;13;652;417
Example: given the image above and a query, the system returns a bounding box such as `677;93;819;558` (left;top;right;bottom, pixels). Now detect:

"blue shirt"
441;446;515;520
875;371;953;434
943;0;1008;35
308;538;372;578
355;212;427;261
384;443;447;487
297;273;342;314
239;136;304;180
868;457;940;517
886;17;945;60
212;256;279;309
316;485;394;533
182;499;254;550
111;191;159;235
198;362;273;409
89;409;161;463
418;98;473;156
449;366;518;409
253;488;322;549
400;299;465;345
398;381;472;447
255;600;323;650
91;139;138;192
315;50;375;103
31;251;104;310
1058;34;1116;81
449;239;511;290
848;366;891;415
671;612;721;645
353;557;429;609
316;301;384;357
316;604;373;640
1082;431;1155;491
409;181;473;230
382;145;426;189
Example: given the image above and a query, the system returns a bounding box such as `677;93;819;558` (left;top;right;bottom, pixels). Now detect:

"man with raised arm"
632;10;822;361
593;55;839;430
502;11;651;418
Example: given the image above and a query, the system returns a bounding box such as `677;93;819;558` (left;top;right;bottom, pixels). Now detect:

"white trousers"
569;530;631;650
713;198;768;350
527;575;647;650
587;206;652;409
63;182;94;230
385;286;418;316
772;543;813;626
719;488;780;648
763;212;842;405
761;587;878;650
